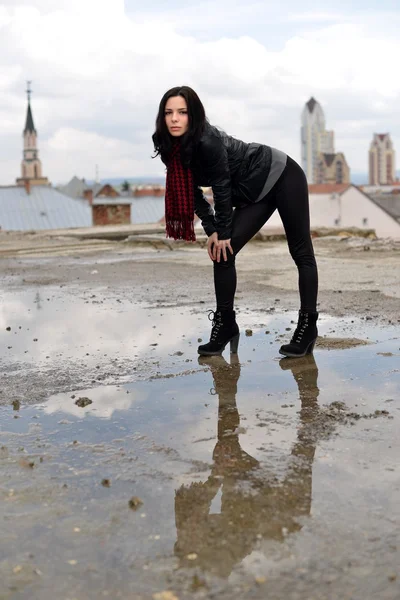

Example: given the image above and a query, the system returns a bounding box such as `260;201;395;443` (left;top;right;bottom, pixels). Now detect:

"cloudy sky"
0;0;399;185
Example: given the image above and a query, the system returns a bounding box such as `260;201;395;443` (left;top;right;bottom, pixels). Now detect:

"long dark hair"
152;86;207;167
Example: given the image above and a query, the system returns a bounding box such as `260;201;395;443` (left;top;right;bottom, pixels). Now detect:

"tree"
121;180;130;192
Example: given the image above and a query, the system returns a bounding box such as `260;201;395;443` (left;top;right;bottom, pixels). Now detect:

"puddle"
1;290;397;375
1;291;400;598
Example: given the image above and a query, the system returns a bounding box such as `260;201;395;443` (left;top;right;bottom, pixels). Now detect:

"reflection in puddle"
42;385;146;419
175;355;321;577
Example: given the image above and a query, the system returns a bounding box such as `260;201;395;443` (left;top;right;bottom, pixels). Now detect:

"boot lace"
208;310;222;342
291;313;309;344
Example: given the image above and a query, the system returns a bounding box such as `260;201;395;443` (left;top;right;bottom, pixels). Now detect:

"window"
317;161;324;184
336;160;343;184
362;218;368;226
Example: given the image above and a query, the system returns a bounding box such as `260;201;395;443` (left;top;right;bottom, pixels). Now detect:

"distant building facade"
16;83;50;187
133;185;165;197
317;152;350;185
369;133;396;185
259;183;400;239
301;97;335;184
92;199;131;226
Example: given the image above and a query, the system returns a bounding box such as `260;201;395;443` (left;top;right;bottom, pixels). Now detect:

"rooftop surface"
0;234;399;599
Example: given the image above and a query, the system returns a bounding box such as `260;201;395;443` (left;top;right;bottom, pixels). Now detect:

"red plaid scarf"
165;142;196;241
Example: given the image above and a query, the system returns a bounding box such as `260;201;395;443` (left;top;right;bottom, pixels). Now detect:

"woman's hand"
207;233;234;262
207;232;218;261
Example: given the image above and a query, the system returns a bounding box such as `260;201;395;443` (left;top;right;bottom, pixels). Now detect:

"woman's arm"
194;186;216;237
199;135;233;240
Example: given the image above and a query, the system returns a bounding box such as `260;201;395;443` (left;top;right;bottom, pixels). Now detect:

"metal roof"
0;185;91;231
92;197;131;206
130;197;165;224
368;194;400;222
58;176;86;199
0;187;166;231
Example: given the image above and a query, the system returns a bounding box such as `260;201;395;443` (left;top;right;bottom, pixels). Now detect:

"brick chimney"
83;189;93;205
24;179;31;195
92;202;131;226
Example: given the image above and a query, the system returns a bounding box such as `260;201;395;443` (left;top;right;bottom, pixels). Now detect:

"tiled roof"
58;178;107;199
308;184;350;195
91;183;104;197
0;185;91;231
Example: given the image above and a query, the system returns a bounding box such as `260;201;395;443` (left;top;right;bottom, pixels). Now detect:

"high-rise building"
368;133;396;185
301;97;335;184
16;82;49;187
316;152;350;185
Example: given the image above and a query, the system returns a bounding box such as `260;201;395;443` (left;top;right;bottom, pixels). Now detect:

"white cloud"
288;11;348;23
43;128;159;181
41;385;145;419
1;1;400;184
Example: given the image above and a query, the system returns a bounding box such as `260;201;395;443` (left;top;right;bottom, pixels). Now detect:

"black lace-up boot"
198;310;240;356
279;311;318;358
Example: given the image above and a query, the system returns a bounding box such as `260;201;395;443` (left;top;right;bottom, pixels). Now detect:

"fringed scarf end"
166;219;196;242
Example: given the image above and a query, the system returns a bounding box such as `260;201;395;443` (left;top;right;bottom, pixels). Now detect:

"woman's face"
164;95;189;137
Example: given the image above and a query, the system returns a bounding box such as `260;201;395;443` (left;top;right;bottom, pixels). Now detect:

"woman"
152;86;318;358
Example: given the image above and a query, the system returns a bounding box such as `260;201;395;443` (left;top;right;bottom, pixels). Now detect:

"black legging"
214;156;318;312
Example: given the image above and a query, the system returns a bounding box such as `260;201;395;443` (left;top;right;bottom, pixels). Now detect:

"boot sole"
279;340;316;358
198;333;240;356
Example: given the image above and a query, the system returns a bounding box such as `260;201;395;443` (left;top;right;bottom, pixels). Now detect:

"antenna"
95;164;100;184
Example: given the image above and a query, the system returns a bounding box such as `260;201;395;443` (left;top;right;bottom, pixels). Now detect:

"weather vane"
26;80;32;102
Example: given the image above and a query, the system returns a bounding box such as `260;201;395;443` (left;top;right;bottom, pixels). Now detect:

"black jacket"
192;122;272;239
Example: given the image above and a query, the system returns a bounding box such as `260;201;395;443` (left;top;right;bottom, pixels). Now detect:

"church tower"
16;82;50;187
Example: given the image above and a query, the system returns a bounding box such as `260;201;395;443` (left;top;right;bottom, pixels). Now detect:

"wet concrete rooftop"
1;289;400;599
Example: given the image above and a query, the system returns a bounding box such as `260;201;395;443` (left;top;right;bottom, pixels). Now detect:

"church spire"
24;81;36;134
16;81;50;188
